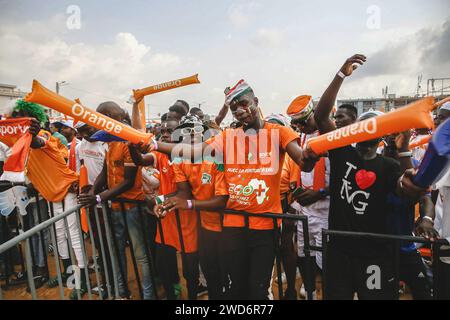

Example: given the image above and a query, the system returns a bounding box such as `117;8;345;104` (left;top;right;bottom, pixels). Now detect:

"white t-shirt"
76;139;108;185
434;169;450;263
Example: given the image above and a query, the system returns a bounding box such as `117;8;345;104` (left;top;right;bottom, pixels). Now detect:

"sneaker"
26;274;48;292
299;284;306;299
70;286;88;300
8;271;28;285
173;283;182;300
47;274;68;288
197;284;208;297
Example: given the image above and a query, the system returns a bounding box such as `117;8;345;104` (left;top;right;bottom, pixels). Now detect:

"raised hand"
339;54;367;77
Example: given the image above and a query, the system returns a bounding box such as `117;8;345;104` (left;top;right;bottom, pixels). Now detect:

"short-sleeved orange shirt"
206;122;299;230
106;142;145;210
152;152;197;253
173;159;228;232
280;154;300;195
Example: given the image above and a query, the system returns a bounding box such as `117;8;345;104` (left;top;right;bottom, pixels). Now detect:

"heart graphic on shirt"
355;170;377;190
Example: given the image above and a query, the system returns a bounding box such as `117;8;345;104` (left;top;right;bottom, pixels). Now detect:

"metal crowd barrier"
1;196;448;300
320;229;449;300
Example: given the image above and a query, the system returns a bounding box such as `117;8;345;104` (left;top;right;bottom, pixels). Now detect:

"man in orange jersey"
152;81;319;299
79;101;153;300
156;115;229;300
129;117;196;299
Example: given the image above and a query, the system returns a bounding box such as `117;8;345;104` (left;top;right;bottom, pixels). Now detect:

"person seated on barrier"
314;54;429;300
287;96;331;300
78;101;154;300
148;80;318;300
156;115;229;300
128;117;194;300
416;102;450;299
9;100;86;298
383;132;433;299
266;113;300;300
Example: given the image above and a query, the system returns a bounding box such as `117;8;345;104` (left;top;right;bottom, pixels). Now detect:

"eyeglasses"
160;128;174;135
180;126;204;135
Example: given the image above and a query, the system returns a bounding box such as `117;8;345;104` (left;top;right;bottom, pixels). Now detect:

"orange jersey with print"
153;152;197;253
280;154;300;195
26;130;78;202
173;159;228;232
206;122;299;230
106;142;145;210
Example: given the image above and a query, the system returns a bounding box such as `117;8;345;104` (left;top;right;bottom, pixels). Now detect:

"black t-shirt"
328;146;401;257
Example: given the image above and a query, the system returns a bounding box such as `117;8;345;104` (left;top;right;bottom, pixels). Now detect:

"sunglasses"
291;112;313;126
180;126;204;135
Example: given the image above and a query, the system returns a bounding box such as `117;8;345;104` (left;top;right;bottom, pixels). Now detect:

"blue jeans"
111;207;154;299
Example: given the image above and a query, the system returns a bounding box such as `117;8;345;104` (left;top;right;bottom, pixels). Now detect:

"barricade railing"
1;196;448;300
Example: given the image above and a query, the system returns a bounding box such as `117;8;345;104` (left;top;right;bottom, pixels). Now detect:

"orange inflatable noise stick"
133;74;200;101
24;80;153;144
409;135;432;150
307;97;436;155
79;162;89;233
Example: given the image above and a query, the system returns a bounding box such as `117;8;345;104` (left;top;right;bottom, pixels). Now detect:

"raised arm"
315;54;366;134
215;103;230;126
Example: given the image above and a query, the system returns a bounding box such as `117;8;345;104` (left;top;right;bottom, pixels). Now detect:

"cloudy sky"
1;0;449;120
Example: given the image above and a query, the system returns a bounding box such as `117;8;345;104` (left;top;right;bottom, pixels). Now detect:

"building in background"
0;83;27;115
338;78;450;116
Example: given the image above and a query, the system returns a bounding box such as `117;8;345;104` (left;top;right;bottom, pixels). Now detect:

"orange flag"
0;118;32;147
0;132;32;182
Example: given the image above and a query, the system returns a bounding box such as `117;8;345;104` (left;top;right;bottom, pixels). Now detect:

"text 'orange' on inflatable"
133;74;200;101
24;80;153;145
307;97;436;155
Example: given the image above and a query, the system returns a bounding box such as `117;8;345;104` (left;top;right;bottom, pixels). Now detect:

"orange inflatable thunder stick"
409;135;432;150
24;80;153;144
79;161;89;233
132;74;200;102
132;74;200;129
307;97;437;155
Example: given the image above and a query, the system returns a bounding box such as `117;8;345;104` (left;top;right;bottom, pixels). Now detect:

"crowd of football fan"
1;54;449;300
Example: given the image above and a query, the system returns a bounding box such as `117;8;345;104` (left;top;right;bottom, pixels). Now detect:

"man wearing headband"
151;79;318;299
313;54;429;299
287;95;330;300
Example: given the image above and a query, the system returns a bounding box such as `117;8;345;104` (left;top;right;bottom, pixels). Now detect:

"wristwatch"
96;194;102;205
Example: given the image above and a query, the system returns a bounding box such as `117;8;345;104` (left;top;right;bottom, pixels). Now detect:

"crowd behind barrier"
0;195;447;300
